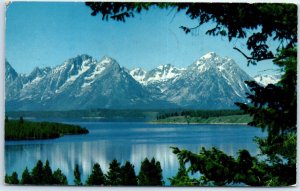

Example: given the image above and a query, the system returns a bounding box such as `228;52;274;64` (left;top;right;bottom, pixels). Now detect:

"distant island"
5;117;89;141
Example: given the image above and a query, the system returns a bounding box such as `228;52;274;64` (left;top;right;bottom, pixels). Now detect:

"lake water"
5;120;266;185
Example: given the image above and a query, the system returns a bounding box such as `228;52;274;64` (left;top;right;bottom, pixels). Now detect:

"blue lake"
5;120;266;185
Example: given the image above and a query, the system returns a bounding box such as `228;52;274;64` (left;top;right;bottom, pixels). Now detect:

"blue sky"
6;2;280;76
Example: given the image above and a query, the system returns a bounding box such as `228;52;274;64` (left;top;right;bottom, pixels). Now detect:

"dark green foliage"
169;160;199;186
53;168;68;185
138;158;164;186
74;164;82;186
43;160;53;184
5;172;19;184
6;160;68;185
172;147;257;186
106;159;122;186
21;167;32;184
30;160;55;185
6;158;163;186
157;109;245;120
121;161;137;185
86;163;105;186
234;48;297;186
10;172;19;184
19;116;24;124
5;119;88;140
31;160;44;185
5;174;9;184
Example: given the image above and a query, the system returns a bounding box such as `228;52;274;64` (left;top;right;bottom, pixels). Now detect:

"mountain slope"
150;52;252;109
6;52;255;111
6;55;174;111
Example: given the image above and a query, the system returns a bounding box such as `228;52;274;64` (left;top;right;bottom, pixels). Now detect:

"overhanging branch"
233;47;276;63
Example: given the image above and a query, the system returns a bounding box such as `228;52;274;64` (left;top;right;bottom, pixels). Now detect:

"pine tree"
53;168;68;185
43;160;53;184
121;161;137;185
106;159;122;185
169;161;198;186
86;163;105;185
74;164;82;186
31;160;44;184
10;172;20;184
138;157;164;186
5;174;10;184
5;172;19;184
21;167;32;184
19;116;24;124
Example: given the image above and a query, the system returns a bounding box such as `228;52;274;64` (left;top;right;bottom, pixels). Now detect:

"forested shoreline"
5;117;89;140
153;114;252;124
154;110;251;124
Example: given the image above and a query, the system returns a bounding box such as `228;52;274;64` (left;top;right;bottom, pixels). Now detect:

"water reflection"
5;122;266;185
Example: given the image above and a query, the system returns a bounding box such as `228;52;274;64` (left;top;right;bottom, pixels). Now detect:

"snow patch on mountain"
130;64;185;87
129;68;147;84
145;64;185;84
254;74;281;86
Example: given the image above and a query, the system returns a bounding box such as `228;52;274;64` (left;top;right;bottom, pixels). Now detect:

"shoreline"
149;121;249;125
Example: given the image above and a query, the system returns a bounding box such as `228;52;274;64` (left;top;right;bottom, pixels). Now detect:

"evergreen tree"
19;116;24;124
169;161;198;186
138;157;164;186
43;160;53;184
74;164;82;186
21;167;32;184
31;160;44;184
53;168;68;185
106;159;122;185
121;161;137;185
86;163;105;186
5;172;19;184
10;172;20;184
5;174;10;184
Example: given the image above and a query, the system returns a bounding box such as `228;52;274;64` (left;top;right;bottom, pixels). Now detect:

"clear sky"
6;2;280;77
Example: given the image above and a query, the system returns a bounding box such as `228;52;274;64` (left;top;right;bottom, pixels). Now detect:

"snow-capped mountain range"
5;52;280;111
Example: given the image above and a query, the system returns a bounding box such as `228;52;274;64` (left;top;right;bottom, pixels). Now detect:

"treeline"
5;117;89;140
156;109;245;120
5;160;67;185
5;158;164;186
6;109;160;121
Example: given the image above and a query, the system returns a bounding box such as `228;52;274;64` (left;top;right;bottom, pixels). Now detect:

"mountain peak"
71;54;93;63
200;52;217;60
28;66;51;80
5;61;18;81
130;68;147;84
100;56;114;63
157;64;172;70
131;67;146;74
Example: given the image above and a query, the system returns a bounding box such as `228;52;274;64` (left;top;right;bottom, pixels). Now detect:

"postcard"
4;1;297;187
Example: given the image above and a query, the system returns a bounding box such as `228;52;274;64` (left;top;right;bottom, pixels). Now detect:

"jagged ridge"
5;52;272;111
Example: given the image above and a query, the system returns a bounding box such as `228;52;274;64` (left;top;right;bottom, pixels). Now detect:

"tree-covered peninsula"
5;117;89;140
